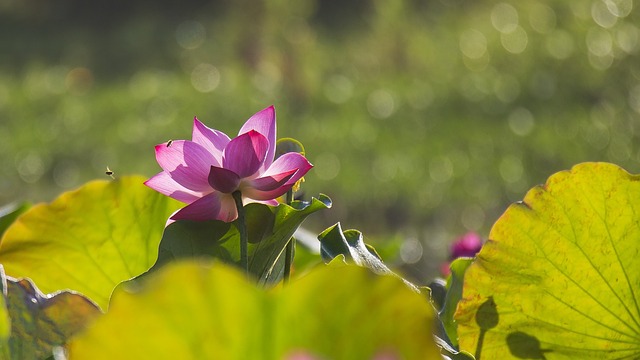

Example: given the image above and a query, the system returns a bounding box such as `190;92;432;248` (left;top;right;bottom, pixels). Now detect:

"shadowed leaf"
439;257;475;348
146;194;331;285
1;266;101;359
436;336;476;360
455;163;640;359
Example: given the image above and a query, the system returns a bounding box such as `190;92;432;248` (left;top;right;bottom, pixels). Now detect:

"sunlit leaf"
68;260;439;359
3;267;101;360
0;176;181;310
147;195;331;285
0;203;30;240
455;163;640;359
318;222;419;292
275;137;305;157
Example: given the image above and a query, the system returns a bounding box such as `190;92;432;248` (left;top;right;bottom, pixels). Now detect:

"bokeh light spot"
191;63;220;93
16;152;45;184
491;3;519;34
324;75;354;104
499;155;523;183
459;29;488;59
588;51;614;70
429;156;453;183
529;3;556;34
508;107;535;136
65;67;93;95
175;20;206;50
605;0;633;18
400;238;423;264
367;89;395;119
500;26;528;54
313;152;341;181
615;23;640;54
592;0;618;28
586;27;613;57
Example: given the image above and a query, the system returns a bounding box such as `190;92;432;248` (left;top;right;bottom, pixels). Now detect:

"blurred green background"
1;0;639;281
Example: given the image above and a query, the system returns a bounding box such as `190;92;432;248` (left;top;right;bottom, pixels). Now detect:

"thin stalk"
232;191;248;274
283;189;295;284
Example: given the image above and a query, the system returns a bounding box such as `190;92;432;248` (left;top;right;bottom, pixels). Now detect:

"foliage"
0;176;181;310
146;194;331;285
68;261;440;359
3;5;640;350
2;268;100;359
453;163;640;359
1;110;640;359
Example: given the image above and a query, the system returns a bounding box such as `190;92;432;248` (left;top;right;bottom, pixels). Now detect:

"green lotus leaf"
146;194;331;286
455;163;640;359
3;267;101;360
0;176;181;310
68;260;439;359
0;203;30;240
318;222;419;292
440;257;475;349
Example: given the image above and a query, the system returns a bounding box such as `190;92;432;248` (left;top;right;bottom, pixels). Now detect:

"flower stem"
232;191;248;274
283;190;295;284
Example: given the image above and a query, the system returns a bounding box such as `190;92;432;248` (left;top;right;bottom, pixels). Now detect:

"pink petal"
243;198;279;206
242;153;312;201
191;117;230;165
239;106;276;171
241;186;291;201
247;169;297;192
155;140;216;192
144;171;203;204
223;130;269;178
170;192;238;223
263;152;313;186
208;166;241;194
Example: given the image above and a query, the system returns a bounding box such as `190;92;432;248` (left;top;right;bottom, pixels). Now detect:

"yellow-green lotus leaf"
68;261;439;359
455;163;640;359
0;176;180;310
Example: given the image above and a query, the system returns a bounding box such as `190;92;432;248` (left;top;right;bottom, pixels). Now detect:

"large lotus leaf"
0;176;181;310
68;260;439;359
0;203;30;240
455;163;640;359
3;270;101;359
147;194;331;285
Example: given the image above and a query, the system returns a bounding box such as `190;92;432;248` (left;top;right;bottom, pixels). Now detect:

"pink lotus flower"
440;232;483;276
145;106;313;223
